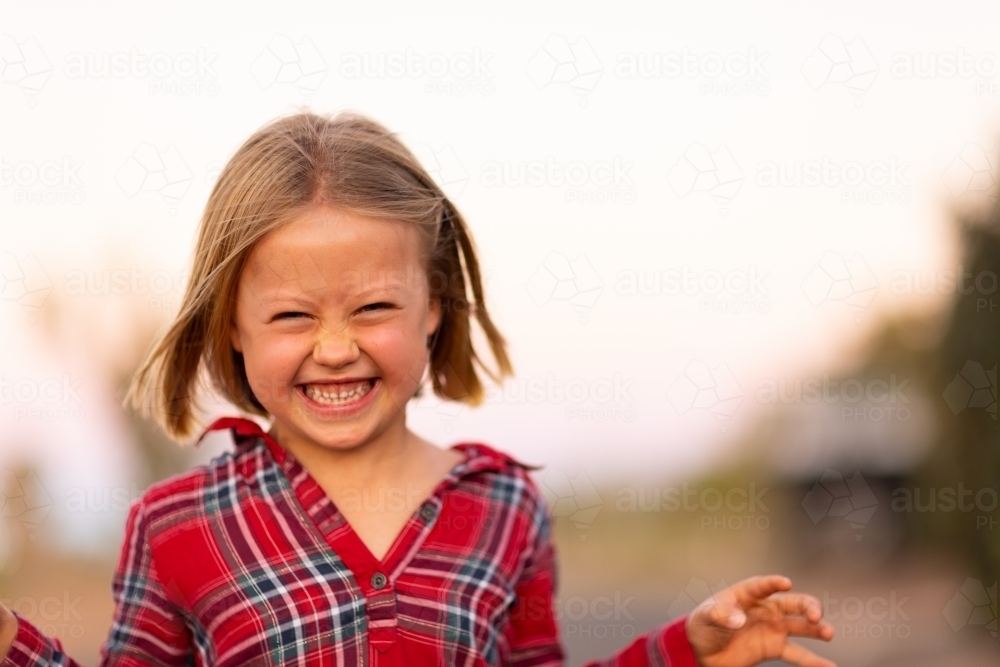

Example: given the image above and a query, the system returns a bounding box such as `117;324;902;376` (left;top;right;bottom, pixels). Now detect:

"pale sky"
2;1;998;554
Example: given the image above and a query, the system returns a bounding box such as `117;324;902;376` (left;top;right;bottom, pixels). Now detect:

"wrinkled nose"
312;327;360;368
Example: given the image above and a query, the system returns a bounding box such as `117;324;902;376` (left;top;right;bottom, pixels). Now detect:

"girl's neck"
269;415;421;488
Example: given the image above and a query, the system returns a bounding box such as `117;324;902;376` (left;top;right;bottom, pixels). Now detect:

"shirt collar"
198;415;539;476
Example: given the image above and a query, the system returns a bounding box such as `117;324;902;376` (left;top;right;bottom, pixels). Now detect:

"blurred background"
0;1;997;665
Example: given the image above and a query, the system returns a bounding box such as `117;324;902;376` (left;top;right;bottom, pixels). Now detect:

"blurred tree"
848;203;999;582
922;207;1000;583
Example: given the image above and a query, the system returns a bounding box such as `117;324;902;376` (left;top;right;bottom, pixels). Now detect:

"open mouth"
299;378;377;407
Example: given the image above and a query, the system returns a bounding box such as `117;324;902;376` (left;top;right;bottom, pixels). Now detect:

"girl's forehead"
240;208;429;293
247;208;424;273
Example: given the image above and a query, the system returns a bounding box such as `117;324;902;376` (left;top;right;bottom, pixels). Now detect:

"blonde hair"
125;110;512;442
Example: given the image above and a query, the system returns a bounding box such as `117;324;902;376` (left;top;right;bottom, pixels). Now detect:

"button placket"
366;570;398;653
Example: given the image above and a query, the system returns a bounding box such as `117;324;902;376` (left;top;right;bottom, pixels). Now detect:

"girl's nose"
312;328;360;367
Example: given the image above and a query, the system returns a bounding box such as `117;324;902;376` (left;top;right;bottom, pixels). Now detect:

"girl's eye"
274;311;308;320
358;302;392;313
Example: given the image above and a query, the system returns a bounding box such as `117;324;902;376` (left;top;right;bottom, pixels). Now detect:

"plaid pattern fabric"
3;416;698;667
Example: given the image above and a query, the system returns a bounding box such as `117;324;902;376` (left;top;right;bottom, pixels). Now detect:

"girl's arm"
1;498;194;666
504;478;700;667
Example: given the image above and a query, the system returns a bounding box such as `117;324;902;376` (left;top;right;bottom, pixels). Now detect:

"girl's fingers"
780;640;838;667
773;593;825;623
700;602;747;630
730;575;794;608
782;617;835;641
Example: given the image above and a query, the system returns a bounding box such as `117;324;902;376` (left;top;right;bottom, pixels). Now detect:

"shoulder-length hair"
125;110;511;442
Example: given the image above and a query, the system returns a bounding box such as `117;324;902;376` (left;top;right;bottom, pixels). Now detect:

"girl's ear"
230;320;243;353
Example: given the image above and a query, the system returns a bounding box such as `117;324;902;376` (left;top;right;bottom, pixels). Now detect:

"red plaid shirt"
3;416;698;666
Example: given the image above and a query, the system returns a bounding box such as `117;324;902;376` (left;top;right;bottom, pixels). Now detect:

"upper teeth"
304;381;372;404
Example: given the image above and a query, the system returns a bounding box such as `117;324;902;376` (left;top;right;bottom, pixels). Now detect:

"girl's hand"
0;601;16;660
685;575;836;667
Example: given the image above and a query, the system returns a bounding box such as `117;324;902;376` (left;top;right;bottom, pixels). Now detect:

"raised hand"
685;575;836;667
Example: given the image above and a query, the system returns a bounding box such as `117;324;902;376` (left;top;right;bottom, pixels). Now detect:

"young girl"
0;112;836;666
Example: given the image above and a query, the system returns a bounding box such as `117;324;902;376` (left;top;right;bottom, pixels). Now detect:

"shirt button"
420;503;436;521
371;572;388;590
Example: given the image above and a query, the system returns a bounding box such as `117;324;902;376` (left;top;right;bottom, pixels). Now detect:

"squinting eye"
359;302;392;313
274;311;308;320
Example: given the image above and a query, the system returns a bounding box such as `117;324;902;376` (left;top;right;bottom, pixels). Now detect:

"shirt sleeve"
503;473;702;667
99;496;194;665
1;497;194;667
1;612;83;667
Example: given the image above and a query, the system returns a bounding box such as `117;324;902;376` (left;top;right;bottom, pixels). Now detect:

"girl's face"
229;204;441;452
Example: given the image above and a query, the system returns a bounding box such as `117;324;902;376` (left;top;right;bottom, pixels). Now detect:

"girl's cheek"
364;322;429;380
245;331;311;404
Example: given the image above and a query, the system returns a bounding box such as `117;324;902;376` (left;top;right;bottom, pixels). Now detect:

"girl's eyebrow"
261;283;407;306
260;293;318;308
354;284;407;296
